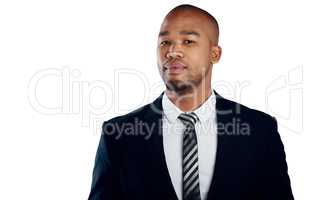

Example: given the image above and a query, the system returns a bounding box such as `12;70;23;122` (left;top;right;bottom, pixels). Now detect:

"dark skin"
157;9;222;112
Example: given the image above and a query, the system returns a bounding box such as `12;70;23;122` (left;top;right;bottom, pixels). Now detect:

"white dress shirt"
162;91;218;200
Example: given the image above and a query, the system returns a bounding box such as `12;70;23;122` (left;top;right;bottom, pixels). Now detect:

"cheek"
188;49;211;67
157;49;165;62
157;48;168;61
199;49;213;67
156;48;162;58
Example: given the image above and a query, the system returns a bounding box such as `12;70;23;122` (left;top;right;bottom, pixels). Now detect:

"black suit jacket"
88;91;294;200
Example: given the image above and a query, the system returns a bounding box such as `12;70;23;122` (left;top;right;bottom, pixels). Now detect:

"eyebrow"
158;30;200;37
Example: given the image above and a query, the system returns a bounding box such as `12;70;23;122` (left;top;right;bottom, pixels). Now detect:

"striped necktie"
178;112;201;200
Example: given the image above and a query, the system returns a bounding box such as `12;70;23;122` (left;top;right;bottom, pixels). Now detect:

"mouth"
164;61;188;75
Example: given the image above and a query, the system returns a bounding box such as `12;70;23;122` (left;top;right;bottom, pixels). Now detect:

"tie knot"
178;112;199;126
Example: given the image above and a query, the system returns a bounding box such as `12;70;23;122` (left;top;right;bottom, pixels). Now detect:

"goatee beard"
165;80;195;95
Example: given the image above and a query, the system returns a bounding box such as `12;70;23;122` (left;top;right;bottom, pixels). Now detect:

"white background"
0;0;330;199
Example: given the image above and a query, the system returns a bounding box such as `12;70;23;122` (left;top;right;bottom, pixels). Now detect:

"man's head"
157;4;222;95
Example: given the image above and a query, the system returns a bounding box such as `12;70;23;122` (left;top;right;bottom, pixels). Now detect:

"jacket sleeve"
260;117;295;200
88;122;124;200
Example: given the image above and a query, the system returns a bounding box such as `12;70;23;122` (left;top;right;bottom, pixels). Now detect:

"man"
88;4;294;200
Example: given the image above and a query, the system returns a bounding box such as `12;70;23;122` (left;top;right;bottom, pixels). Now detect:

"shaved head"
163;4;220;45
157;4;222;96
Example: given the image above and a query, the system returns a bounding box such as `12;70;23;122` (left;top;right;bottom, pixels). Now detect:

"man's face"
157;11;218;94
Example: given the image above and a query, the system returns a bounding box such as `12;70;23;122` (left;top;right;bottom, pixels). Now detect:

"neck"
166;85;212;112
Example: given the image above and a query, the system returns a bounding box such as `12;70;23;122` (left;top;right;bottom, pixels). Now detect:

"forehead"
159;12;209;36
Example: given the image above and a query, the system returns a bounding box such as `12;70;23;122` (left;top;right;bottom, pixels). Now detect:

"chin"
165;79;194;94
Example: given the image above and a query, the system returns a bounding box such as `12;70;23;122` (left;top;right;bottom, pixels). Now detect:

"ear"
211;46;222;64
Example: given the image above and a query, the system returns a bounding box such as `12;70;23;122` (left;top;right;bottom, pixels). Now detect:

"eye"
183;40;195;45
160;40;171;46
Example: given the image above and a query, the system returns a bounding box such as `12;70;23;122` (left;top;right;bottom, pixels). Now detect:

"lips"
165;61;187;74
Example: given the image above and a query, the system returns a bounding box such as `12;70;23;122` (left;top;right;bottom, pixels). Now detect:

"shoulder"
218;97;277;130
106;103;151;123
102;102;154;133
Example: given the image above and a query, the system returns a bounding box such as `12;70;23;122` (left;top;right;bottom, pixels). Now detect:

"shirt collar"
162;90;216;124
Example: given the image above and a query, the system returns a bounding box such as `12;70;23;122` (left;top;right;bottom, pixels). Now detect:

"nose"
166;43;184;59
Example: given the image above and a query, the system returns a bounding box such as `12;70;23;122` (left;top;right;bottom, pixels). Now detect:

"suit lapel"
143;93;178;200
206;91;236;200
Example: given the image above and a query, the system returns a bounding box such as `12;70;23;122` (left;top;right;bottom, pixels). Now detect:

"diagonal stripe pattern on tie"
178;112;201;200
